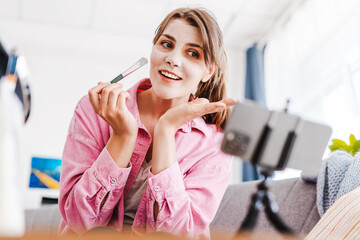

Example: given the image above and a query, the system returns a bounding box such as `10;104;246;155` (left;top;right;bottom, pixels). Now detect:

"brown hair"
153;7;230;130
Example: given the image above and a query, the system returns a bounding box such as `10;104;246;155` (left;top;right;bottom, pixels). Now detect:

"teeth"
160;71;180;80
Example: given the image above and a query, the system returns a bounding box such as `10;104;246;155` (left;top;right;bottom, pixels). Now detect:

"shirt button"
153;186;160;192
110;178;116;184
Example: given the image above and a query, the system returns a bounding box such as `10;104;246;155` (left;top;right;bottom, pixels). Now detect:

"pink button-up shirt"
59;79;232;239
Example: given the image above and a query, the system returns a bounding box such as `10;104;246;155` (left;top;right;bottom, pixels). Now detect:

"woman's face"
150;18;213;101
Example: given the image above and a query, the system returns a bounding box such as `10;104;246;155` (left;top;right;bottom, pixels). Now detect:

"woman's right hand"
88;82;138;138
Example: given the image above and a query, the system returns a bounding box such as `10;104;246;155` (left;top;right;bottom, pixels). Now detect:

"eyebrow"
162;34;203;50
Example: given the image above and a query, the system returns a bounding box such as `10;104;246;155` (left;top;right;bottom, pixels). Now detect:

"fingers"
189;98;209;104
107;87;124;111
99;83;123;112
205;98;239;112
186;98;220;119
88;82;111;110
220;98;240;107
114;91;131;114
203;102;226;114
88;82;126;114
189;97;239;117
117;91;131;109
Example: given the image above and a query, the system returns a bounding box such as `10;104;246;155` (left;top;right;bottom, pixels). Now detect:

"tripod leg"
239;192;263;233
263;193;293;234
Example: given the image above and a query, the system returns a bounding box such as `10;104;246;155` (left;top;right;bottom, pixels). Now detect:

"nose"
165;49;182;67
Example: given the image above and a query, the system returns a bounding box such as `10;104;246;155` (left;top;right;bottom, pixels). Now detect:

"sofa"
25;177;320;238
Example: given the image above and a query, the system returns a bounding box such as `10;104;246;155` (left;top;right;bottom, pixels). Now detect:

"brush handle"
110;74;124;84
110;57;148;84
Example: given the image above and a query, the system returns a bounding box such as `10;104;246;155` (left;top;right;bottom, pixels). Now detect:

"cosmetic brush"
110;57;148;84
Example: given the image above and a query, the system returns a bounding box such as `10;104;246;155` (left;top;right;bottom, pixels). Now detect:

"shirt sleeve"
59;97;132;234
133;150;232;239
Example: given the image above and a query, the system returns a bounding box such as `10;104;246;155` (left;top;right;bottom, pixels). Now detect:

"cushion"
305;186;360;240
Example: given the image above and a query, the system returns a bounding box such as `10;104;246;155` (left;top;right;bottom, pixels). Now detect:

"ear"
201;64;215;83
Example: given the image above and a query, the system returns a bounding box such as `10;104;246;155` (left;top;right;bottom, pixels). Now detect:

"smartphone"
221;100;332;176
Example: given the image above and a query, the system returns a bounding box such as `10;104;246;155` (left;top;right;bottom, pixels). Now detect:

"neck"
137;88;188;120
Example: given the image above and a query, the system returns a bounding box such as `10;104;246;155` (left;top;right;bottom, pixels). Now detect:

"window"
265;0;360;179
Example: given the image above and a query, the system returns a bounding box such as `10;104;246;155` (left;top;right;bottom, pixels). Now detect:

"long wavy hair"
153;8;230;130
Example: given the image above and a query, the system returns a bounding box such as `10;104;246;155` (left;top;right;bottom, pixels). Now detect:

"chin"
150;79;176;99
150;75;193;100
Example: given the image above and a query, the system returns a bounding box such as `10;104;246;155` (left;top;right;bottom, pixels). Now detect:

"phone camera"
223;131;250;155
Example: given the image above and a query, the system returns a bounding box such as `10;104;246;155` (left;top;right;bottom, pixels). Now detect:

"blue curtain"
242;43;266;182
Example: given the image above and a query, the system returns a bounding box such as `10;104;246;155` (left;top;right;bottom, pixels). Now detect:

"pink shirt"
59;79;232;239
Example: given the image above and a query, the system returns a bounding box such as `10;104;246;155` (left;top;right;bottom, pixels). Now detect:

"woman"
59;7;237;239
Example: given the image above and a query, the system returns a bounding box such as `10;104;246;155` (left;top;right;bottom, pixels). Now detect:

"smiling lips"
159;70;182;80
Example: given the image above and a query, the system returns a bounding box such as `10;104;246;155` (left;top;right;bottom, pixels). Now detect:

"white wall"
0;17;153;208
0;16;247;208
226;47;246;184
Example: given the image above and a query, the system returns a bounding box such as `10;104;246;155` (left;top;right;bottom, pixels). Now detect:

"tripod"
239;169;293;234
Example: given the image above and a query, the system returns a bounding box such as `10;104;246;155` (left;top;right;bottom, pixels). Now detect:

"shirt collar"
125;78;151;130
125;78;210;136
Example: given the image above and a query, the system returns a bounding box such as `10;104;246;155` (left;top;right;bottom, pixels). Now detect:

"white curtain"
265;0;360;143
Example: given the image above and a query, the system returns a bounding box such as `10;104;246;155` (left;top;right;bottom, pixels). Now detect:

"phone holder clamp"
238;169;293;234
238;105;295;235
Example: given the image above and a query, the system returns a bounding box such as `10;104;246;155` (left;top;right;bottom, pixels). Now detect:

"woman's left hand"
156;98;238;134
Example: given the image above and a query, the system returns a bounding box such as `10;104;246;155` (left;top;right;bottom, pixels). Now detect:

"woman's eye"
188;51;199;58
161;41;173;48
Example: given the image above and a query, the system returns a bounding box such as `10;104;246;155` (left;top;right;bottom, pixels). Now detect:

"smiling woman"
150;18;213;101
59;7;237;240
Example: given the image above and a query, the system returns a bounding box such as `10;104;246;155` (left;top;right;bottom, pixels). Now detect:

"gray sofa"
25;177;319;238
